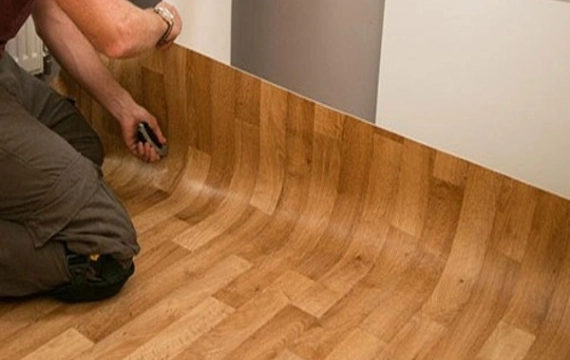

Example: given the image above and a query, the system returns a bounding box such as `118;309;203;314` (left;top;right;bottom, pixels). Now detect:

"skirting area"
1;45;570;359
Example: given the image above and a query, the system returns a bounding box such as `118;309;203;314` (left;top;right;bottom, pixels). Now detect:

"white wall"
376;0;570;199
169;0;232;64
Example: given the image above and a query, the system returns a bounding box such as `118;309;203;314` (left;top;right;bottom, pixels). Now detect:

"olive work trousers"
0;54;139;297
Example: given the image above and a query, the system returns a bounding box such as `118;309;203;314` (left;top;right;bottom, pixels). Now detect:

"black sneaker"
51;253;135;303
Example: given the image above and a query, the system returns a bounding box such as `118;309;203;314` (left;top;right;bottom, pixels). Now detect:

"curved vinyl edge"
16;44;570;360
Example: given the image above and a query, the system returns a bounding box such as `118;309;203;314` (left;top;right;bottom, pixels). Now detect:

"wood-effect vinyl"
2;44;570;359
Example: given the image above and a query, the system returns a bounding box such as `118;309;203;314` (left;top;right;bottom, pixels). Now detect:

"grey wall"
231;1;385;122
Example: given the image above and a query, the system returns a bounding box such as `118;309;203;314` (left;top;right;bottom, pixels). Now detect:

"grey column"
231;0;385;122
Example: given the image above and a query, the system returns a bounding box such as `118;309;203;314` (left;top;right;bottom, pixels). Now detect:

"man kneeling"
0;0;182;301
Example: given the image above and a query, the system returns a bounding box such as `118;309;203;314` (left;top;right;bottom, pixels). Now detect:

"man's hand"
117;105;167;163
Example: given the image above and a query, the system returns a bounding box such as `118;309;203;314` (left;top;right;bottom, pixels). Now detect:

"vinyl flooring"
1;45;570;359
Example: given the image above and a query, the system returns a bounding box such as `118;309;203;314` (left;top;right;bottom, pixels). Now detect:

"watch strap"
153;5;175;45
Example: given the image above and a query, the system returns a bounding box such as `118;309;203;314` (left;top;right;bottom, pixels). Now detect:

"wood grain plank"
223;305;316;360
274;349;306;360
21;328;94;360
422;165;503;325
124;298;234;360
76;255;252;360
250;83;288;214
384;313;447;360
324;328;386;360
172;271;314;360
476;321;535;360
360;249;445;343
432;151;469;188
391;140;433;238
490;179;539;262
503;193;570;333
425;251;519;359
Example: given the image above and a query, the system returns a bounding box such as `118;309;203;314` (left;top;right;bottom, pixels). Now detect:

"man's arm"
33;0;169;162
53;0;181;59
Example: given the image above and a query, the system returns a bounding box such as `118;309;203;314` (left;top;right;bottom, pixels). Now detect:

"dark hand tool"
137;122;168;157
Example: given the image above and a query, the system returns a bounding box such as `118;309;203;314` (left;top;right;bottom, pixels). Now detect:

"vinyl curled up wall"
3;44;570;359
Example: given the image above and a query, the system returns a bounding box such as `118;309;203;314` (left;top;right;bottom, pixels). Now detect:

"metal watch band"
153;5;175;45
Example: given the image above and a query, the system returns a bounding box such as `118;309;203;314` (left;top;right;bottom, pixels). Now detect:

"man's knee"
58;175;140;263
49;179;139;302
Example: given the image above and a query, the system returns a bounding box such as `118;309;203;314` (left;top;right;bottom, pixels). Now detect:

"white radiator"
6;18;44;75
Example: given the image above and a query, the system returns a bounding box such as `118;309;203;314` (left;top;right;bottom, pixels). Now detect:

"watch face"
156;6;175;22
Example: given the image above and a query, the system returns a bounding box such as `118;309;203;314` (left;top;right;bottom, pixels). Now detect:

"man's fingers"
137;141;146;159
134;131;164;163
143;142;162;163
143;142;152;162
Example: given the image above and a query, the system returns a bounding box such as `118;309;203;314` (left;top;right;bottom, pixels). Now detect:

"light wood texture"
2;44;570;359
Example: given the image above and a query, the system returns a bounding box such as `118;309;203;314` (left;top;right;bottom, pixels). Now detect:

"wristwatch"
153;5;175;46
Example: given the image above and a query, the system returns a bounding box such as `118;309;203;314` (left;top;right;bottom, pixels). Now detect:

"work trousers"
0;54;139;297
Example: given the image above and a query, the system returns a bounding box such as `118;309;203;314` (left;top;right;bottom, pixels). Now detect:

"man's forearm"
53;0;169;58
33;0;138;122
